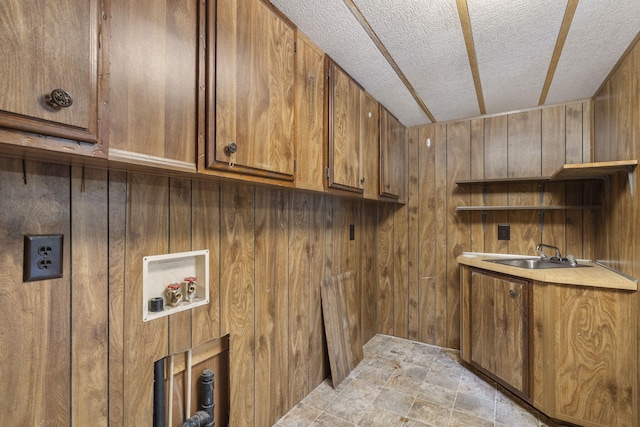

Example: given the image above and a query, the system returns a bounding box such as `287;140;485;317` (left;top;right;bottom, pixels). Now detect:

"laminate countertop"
457;252;637;291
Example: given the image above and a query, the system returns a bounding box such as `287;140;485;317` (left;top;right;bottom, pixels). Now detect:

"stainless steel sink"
485;257;592;269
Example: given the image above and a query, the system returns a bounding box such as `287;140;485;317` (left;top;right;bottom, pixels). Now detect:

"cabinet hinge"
326;167;330;179
326;67;330;80
294;41;297;53
293;159;297;172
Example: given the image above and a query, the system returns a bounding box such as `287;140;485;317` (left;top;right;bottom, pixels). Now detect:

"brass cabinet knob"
46;88;73;109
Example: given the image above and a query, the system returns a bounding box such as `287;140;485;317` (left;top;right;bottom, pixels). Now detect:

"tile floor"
275;334;560;427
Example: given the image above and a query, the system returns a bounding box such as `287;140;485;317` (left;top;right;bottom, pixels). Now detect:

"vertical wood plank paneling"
191;180;221;346
393;202;409;339
508;110;542;178
483;115;508;254
377;202;394;335
541;106;566;252
508;111;541;255
418;126;437;344
541;106;566;176
361;201;378;343
308;194;329;389
108;171;128;426
288;192;310;405
469;119;484;253
255;188;289;426
565;103;585;258
434;124;449;347
124;174;170;426
169;178;193;354
0;160;71;426
407;128;420;340
71;167;108;427
446;121;471;348
220;184;255;427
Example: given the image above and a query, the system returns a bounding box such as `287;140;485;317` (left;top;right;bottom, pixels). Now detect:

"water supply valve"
184;276;197;302
165;283;183;307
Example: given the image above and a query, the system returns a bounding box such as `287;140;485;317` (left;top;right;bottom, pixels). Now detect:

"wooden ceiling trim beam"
539;0;579;105
456;0;486;115
342;0;436;123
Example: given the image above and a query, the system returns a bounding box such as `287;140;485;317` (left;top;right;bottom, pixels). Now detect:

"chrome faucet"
535;243;561;260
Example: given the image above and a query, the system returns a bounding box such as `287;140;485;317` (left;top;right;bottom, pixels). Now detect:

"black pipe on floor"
153;358;166;427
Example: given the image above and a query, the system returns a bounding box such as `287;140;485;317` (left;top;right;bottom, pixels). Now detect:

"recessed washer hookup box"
142;250;209;322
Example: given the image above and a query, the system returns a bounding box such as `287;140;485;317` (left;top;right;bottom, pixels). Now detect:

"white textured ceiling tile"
546;1;640;104
468;0;566;114
270;0;429;126
353;0;479;122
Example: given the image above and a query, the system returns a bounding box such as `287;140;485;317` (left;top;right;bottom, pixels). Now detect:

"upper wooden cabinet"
109;0;198;172
294;34;325;192
327;59;363;194
360;92;380;200
0;0;108;158
204;0;295;182
379;107;407;201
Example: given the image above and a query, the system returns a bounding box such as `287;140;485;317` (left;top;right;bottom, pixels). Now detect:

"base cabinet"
461;266;638;427
469;269;530;399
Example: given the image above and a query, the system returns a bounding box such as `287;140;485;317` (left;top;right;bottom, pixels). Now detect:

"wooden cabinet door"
360;92;379;200
379;107;406;200
0;0;106;154
109;0;198;172
209;0;295;180
294;33;325;191
470;269;530;398
327;60;363;194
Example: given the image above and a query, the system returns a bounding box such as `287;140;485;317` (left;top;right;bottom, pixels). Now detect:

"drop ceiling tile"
468;0;566;114
545;0;640;105
354;0;479;122
271;0;429;126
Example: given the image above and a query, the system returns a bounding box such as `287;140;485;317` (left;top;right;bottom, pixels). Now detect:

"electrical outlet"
497;224;510;241
24;235;63;282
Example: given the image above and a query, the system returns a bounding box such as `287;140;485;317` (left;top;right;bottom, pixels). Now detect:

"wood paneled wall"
388;101;593;349
593;35;640;424
0;157;380;427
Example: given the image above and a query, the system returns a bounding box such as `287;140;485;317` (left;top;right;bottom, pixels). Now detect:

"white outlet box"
142;250;209;322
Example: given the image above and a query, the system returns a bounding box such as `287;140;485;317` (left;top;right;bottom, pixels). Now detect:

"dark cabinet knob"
226;141;238;155
46;88;73;109
509;289;516;298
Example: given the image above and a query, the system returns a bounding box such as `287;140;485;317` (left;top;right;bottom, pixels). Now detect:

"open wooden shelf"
455;160;637;215
549;160;637;181
456;205;602;212
456;160;637;186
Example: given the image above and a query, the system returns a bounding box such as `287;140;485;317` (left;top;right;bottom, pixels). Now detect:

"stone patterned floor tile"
300;379;340;411
340;378;383;403
275;334;546;427
357;404;408;427
448;409;495;427
372;387;416;416
417;381;458;408
386;372;424;397
452;392;495;422
324;394;370;425
407;398;452;426
356;365;395;387
276;403;321;427
309;412;356;427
